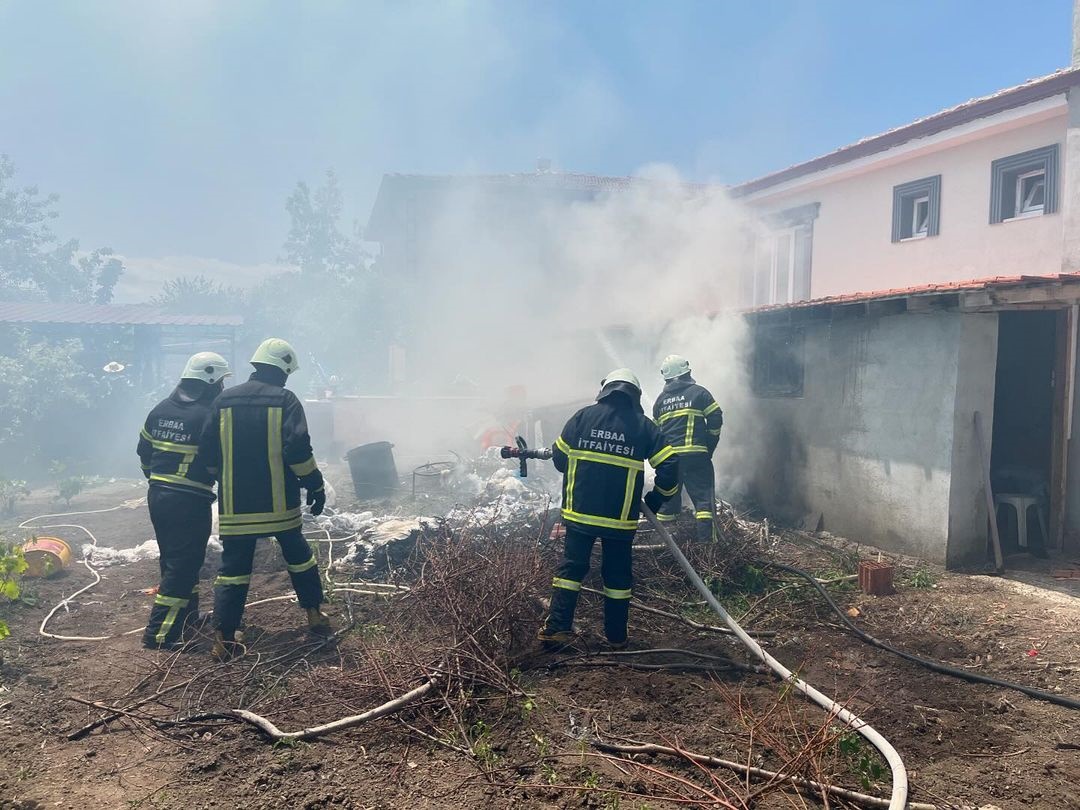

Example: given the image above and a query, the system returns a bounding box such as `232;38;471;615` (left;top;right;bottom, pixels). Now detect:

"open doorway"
990;310;1059;556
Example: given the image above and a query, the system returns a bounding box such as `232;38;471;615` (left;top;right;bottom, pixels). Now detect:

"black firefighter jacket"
137;388;216;499
652;377;723;456
198;373;324;537
552;397;679;539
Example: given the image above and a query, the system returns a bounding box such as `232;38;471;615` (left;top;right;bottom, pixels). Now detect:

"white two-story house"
735;68;1080;307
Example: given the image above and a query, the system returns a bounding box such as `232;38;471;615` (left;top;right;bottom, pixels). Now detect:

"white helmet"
660;354;690;380
181;352;232;385
598;367;642;402
250;338;300;375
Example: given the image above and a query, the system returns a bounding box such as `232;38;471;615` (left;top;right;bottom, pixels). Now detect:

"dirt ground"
2;478;1080;809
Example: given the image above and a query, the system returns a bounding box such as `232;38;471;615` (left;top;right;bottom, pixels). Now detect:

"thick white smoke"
356;165;760;498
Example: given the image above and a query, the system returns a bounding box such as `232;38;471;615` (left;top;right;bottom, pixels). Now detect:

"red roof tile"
750;272;1080;314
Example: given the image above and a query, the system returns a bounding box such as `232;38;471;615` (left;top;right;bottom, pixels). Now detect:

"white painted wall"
747;112;1067;300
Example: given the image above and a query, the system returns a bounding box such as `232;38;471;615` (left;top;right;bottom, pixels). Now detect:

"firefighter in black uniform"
198;338;330;659
137;351;231;649
652;354;723;542
538;369;679;649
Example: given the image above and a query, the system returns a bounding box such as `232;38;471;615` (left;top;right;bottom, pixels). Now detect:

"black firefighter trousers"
657;452;716;542
143;486;212;648
543;525;633;644
212;527;324;636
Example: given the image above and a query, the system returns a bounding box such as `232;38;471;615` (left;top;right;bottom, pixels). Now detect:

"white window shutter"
793;225;813;302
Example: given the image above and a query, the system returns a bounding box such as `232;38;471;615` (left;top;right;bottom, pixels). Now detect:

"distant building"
0;301;242;389
364;167;706;389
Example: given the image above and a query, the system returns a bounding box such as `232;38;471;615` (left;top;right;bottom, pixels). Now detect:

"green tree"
0;332;101;473
0;155;123;303
283;170;366;281
0;155;124;475
151;274;246;315
245;170;390;392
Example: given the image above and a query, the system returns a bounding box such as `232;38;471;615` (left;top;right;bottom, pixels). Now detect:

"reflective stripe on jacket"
137;389;216;498
198;374;323;536
552;397;678;539
652;377;723;455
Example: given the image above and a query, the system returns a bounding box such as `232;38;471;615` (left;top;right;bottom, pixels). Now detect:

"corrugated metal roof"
733;67;1080;198
750;272;1080;314
0;301;242;327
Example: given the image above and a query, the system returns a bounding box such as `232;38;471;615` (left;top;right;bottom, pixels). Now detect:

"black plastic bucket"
346;442;399;500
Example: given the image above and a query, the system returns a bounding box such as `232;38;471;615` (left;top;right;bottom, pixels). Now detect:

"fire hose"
640;504;910;810
767;561;1080;711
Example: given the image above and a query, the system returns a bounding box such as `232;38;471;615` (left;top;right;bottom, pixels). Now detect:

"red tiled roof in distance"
0;301;242;327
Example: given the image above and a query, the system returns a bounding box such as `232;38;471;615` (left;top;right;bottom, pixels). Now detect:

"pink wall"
747;112;1068;299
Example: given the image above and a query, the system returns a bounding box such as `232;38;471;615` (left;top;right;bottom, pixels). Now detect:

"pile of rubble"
310;461;559;576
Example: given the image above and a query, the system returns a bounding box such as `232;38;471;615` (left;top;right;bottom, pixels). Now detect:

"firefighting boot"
603;597;631;650
538;587;580;650
694;512;717;544
305;607;333;636
211;630;242;661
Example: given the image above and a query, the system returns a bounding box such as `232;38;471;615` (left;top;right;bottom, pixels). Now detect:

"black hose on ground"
766;561;1080;711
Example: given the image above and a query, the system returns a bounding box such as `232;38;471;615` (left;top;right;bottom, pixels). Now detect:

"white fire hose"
640;504;909;810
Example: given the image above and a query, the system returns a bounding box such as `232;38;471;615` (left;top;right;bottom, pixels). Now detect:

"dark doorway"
990;311;1058;554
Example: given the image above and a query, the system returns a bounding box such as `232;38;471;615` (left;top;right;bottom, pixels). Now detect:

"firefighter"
198;338;330;660
652;355;724;542
138;351;231;649
538;369;679;650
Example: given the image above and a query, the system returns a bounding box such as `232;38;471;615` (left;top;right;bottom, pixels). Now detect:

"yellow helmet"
181;352;232;384
250;338;300;375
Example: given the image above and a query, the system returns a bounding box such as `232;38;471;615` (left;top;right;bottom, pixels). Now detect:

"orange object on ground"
858;560;895;596
21;536;72;578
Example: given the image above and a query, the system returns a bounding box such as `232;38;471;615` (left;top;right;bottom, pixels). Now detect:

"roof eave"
732;67;1080;199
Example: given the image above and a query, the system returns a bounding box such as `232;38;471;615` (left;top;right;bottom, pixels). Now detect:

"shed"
0;302;242;389
744;272;1080;567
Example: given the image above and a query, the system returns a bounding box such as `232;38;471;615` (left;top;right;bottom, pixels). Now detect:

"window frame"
891;175;941;242
754;227;797;307
911;194;930;238
752;202;819;307
989;144;1059;224
1015;168;1047;217
751;324;805;399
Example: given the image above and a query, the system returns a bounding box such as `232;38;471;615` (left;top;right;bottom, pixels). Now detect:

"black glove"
306;486;326;516
642;489;664;514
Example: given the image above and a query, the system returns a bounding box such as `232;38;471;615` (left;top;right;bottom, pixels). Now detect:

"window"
1016;169;1046;216
752;325;804;398
990;144;1059;224
912;196;930;236
754;228;796;306
891;175;941;242
752;202;819;306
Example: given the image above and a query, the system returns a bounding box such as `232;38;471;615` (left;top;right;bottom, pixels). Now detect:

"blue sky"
0;0;1074;286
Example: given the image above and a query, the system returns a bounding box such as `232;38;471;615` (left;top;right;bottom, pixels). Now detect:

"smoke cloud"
357;165;759;498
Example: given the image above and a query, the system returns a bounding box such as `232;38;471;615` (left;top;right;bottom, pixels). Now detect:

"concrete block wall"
748;310;998;564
